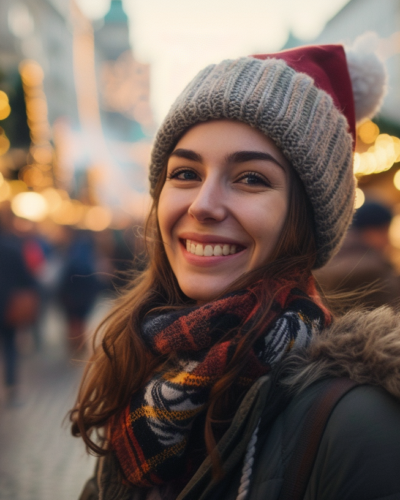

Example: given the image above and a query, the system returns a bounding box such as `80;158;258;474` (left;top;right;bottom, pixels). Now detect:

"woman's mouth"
184;239;244;257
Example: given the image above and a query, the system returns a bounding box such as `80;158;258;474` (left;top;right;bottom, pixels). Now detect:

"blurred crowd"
0;202;146;405
316;199;400;310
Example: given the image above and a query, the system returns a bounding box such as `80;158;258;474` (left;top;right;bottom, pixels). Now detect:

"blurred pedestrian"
0;223;39;405
316;200;400;309
57;230;105;353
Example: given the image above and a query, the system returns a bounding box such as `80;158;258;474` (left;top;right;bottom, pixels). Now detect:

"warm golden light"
9;180;28;196
40;187;63;213
19;60;44;87
26;97;48;119
362;152;377;175
354;188;365;209
20;165;45;187
11;191;49;222
355;134;400;176
31;146;53;164
51;199;85;225
18;59;55;189
38;174;53;188
389;215;400;249
394;170;400;191
0;172;3;186
0;180;11;201
84;206;112;231
0;104;11;121
376;134;399;166
0;135;10;155
29;125;52;144
0;92;11;120
392;136;400;162
353;152;360;173
358;120;379;144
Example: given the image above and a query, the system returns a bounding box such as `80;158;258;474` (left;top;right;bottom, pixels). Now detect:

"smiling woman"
71;36;400;500
158;120;290;302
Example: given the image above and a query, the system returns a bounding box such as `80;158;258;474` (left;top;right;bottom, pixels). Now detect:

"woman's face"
158;120;291;303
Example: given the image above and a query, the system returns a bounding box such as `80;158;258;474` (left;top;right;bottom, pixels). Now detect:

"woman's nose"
188;180;227;222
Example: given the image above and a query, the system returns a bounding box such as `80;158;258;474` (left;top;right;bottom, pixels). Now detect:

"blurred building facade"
2;0;79;127
95;0;154;146
0;0;154;232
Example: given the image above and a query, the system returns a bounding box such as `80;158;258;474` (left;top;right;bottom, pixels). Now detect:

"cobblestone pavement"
0;299;112;500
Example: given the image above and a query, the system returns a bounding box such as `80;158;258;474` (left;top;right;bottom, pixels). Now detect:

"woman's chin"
179;278;236;304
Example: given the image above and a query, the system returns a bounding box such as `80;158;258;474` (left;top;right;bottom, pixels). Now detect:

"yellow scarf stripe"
164;373;258;387
163;371;213;385
128;405;201;424
129;439;188;482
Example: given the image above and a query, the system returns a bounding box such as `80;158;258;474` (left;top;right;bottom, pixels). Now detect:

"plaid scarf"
110;278;330;488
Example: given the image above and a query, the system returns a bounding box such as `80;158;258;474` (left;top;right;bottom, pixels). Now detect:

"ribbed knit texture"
149;57;355;268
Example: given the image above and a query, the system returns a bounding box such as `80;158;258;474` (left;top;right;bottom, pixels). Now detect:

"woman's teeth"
185;239;238;257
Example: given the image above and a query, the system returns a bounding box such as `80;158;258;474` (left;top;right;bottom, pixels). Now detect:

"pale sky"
76;0;350;123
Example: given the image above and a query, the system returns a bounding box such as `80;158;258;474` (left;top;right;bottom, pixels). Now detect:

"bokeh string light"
0;127;10;156
19;59;55;190
354;187;365;209
11;191;49;222
83;205;112;231
354;134;400;176
357;120;380;144
354;120;400;206
354;120;400;256
13;57;116;231
394;170;400;191
0;91;11;121
0;5;148;234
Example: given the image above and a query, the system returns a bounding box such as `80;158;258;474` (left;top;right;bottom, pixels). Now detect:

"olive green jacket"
80;307;400;500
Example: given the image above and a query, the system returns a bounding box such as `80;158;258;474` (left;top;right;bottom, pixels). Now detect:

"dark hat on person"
149;33;387;268
352;200;393;229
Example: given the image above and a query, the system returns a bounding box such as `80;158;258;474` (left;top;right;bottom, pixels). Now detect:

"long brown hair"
70;152;318;458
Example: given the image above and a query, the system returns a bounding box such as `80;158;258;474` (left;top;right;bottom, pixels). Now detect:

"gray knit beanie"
149;34;387;268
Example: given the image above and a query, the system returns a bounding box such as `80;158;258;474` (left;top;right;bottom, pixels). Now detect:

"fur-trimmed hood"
284;306;400;399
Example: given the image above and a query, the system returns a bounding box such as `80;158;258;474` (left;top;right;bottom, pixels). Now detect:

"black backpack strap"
278;378;359;500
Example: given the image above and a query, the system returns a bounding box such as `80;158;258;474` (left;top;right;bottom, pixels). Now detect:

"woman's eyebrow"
169;149;203;163
227;151;285;171
169;148;285;171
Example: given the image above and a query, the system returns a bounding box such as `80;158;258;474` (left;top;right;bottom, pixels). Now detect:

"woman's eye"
168;169;199;181
237;173;269;186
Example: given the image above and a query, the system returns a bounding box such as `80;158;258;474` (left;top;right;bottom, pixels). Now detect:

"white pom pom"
345;32;388;123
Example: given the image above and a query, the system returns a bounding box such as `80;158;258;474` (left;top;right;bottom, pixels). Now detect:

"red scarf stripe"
111;408;146;480
153;294;258;353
